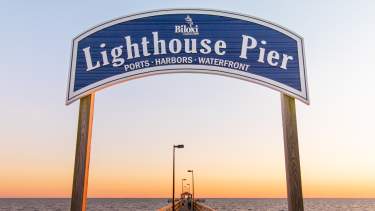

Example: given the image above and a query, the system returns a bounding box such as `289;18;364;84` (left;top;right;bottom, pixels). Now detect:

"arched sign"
67;9;308;211
66;9;309;105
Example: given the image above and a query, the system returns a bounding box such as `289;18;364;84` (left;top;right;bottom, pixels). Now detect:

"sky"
0;0;375;198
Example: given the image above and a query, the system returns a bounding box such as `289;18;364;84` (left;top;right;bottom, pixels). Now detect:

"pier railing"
157;199;216;211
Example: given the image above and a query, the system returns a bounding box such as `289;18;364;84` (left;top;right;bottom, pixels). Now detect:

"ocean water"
0;198;375;211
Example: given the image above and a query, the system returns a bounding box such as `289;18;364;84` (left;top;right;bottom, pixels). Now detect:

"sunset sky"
0;0;375;198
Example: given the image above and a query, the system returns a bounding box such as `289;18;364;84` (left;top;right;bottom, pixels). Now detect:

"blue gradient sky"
0;0;374;198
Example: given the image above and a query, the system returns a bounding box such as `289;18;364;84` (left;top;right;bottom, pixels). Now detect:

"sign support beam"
281;94;304;211
71;94;95;211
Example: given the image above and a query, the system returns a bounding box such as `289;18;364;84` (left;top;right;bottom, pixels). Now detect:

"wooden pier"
157;192;215;211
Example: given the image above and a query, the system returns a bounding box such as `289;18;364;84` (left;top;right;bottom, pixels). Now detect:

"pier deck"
157;198;215;211
178;199;192;211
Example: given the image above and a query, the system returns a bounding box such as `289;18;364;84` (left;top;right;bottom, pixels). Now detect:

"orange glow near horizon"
1;161;375;198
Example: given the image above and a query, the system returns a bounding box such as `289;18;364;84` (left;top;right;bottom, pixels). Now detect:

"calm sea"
0;198;375;210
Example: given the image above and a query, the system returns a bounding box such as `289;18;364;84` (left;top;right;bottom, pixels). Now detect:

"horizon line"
1;197;375;199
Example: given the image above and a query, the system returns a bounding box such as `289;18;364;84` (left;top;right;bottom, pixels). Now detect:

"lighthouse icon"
185;15;194;28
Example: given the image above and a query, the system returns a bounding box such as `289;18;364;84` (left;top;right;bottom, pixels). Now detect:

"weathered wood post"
71;94;95;211
281;94;304;211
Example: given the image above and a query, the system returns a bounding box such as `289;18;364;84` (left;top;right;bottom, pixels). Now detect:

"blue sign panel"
67;9;309;105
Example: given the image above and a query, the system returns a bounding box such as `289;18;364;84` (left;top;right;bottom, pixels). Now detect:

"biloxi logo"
175;15;199;35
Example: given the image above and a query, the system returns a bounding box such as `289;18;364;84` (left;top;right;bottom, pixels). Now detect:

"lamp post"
172;144;184;211
182;178;187;194
186;184;190;193
187;169;195;210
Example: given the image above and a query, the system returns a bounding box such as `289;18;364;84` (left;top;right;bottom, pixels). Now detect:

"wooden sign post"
71;94;95;211
281;94;304;211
